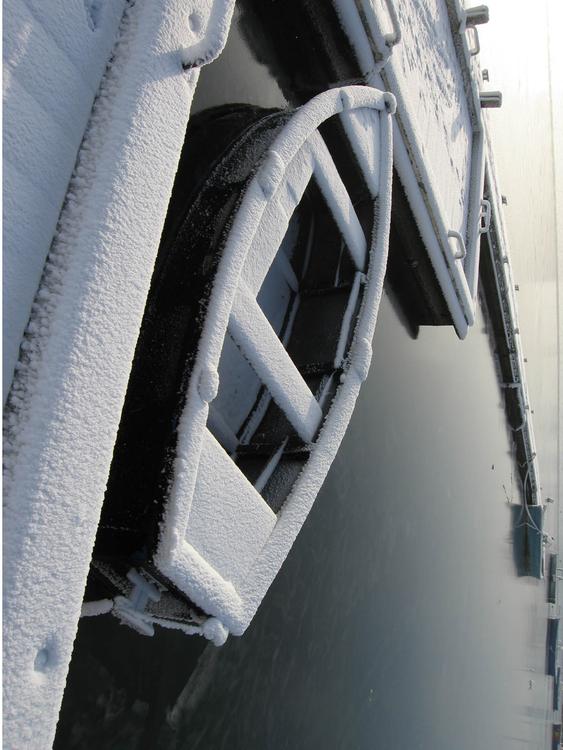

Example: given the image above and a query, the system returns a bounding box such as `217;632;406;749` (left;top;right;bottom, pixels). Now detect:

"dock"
478;135;542;508
549;554;558;603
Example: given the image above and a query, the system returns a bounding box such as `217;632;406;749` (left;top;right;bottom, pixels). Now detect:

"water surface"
56;296;552;750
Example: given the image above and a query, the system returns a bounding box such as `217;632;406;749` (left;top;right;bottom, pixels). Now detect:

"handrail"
480;199;491;233
447;229;467;260
466;25;480;56
382;0;401;48
352;0;401;66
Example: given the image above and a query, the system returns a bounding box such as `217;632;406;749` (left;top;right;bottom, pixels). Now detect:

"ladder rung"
242;153;314;296
229;287;323;443
308;130;367;272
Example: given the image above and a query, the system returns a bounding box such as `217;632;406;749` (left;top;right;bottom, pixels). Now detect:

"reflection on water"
56;296;552;750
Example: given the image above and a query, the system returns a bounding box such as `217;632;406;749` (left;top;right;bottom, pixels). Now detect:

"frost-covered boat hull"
91;86;394;640
95;107;291;560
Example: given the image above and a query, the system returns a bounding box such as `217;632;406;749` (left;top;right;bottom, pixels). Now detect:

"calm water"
56;296;552;749
55;4;559;748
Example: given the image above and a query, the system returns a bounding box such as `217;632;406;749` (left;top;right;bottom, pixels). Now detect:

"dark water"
55;8;555;749
55;296;552;750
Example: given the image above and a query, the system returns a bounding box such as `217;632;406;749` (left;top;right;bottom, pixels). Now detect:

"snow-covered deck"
334;0;489;337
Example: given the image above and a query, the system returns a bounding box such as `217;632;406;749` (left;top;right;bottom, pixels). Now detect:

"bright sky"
548;0;563;331
548;0;563;536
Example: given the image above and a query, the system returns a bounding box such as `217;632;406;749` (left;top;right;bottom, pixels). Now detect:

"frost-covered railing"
444;0;489;310
333;0;491;337
482;149;541;505
134;85;395;642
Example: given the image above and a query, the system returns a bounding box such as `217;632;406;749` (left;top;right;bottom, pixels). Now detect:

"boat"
511;502;545;579
81;0;504;641
90;85;394;641
547;617;559;677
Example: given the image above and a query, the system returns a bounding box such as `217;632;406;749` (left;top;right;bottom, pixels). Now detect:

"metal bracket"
113;569;161;636
479;199;491;234
466;26;480;56
447;230;467;260
382;0;402;48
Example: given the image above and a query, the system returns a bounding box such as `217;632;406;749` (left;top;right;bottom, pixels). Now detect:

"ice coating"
155;85;395;637
2;0;127;402
333;0;487;335
2;0;234;746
